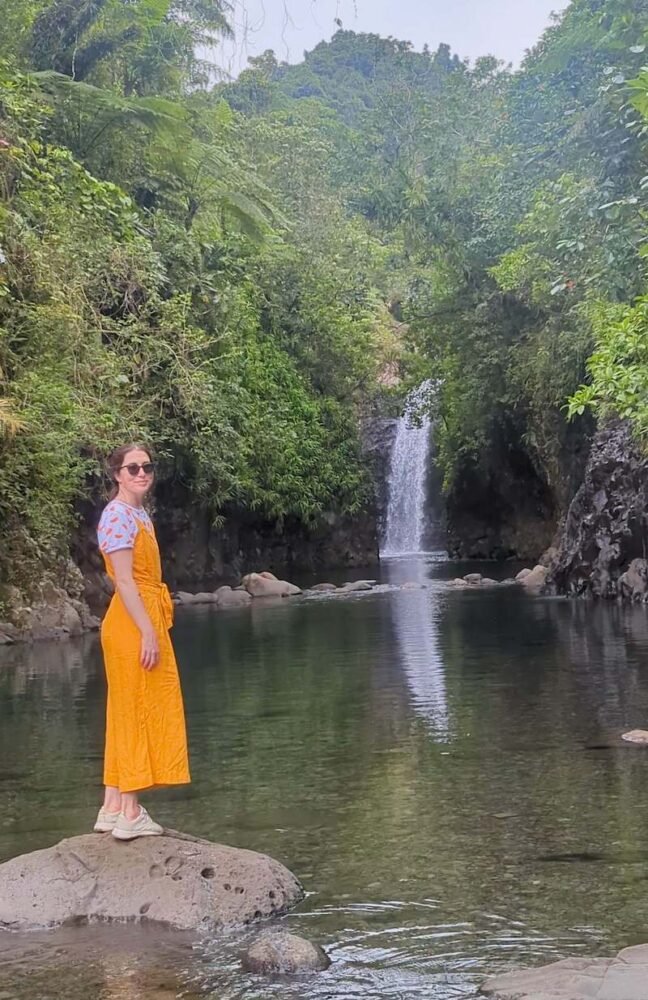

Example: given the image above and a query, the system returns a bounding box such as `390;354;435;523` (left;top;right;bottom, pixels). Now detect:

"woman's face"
114;448;154;500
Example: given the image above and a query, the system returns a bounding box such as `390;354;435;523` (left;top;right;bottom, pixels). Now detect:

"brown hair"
106;442;153;500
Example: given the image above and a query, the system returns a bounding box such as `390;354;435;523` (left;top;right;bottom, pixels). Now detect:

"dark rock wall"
75;491;379;613
546;420;648;599
360;417;399;544
446;442;557;561
446;419;590;562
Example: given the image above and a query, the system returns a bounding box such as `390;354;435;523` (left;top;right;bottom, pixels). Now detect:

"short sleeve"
98;503;138;555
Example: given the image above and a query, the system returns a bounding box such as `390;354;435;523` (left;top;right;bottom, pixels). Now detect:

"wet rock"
519;565;549;593
482;942;648;999
339;581;373;592
241;573;301;598
0;832;303;932
464;573;483;585
618;558;648;602
515;568;532;582
310;583;337;592
215;587;252;608
621;730;648;745
174;591;199;605
241;931;331;975
448;578;469;588
196;591;219;604
480;578;499;587
0;622;19;644
174;591;217;605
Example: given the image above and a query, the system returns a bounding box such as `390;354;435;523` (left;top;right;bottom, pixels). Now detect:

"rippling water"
3;557;648;998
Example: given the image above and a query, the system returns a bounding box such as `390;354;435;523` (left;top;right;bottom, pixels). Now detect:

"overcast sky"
216;0;570;77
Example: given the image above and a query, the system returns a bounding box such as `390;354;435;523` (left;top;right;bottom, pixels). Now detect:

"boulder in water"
482;943;648;999
310;583;337;593
241;931;330;974
618;558;648;601
515;568;532;582
242;573;301;598
464;573;483;585
0;832;303;931
519;565;549;593
215;587;252;608
339;581;373;592
621;730;648;745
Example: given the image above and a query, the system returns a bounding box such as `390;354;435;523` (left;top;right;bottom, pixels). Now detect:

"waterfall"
381;382;442;558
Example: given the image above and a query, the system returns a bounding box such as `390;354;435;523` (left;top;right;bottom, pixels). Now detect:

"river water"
2;556;648;999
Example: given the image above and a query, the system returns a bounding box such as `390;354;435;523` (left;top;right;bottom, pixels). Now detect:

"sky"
216;0;570;77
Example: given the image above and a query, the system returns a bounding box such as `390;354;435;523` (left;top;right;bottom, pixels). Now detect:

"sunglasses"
120;462;155;477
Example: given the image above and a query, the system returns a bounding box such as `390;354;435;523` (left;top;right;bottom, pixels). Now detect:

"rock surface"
0;832;303;931
546;420;648;599
241;573;301;598
482;943;648;999
518;564;549;593
241;931;331;974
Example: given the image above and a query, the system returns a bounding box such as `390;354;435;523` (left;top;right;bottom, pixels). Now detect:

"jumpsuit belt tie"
138;581;174;629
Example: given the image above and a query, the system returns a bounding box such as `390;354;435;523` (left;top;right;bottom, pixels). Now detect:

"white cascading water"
381;384;434;558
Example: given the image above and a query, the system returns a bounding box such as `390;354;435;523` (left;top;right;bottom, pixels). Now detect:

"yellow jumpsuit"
100;519;190;793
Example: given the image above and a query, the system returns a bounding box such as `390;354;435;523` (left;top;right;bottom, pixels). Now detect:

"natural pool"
2;556;648;999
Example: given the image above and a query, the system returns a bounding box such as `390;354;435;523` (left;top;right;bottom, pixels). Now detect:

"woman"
94;443;190;840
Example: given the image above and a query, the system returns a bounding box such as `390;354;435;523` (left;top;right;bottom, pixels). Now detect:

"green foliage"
2;0;648;594
568;298;648;434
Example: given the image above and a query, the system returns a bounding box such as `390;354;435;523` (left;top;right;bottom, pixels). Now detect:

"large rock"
215;586;252;608
618;557;648;601
241;930;331;974
0;832;303;931
241;573;301;598
482;943;648;999
518;564;549;593
546;420;648;599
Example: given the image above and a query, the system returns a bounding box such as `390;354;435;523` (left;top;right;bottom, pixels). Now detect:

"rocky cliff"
546;420;648;600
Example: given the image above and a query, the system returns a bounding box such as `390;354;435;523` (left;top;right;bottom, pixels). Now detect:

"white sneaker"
112;806;164;841
94;807;121;833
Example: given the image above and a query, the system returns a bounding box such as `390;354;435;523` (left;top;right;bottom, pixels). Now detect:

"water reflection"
3;580;648;997
382;557;451;741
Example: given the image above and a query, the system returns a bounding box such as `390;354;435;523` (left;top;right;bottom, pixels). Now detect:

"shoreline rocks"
0;831;303;932
482;942;648;999
447;574;515;590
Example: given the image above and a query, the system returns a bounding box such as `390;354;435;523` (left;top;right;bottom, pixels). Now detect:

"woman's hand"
140;626;160;670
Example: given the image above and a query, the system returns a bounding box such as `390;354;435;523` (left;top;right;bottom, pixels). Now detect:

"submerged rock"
0;832;303;931
241;931;330;974
309;583;337;592
482;943;648;999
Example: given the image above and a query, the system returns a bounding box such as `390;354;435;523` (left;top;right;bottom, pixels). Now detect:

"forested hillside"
1;1;647;603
